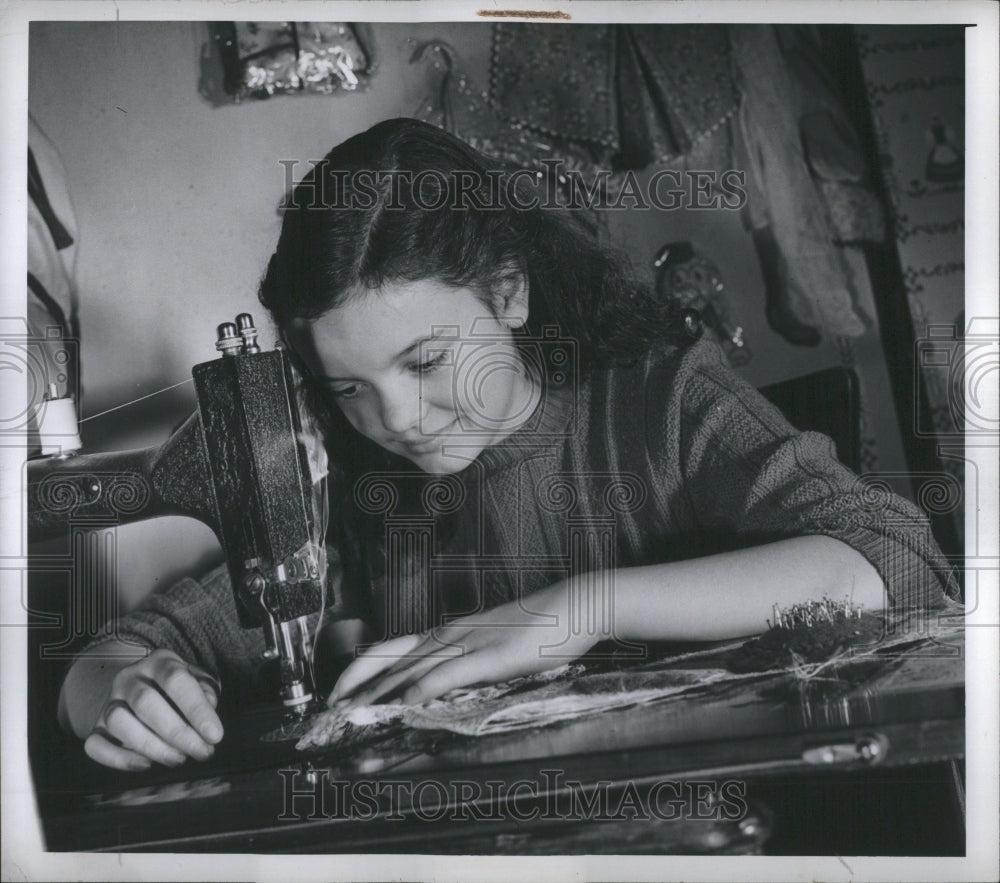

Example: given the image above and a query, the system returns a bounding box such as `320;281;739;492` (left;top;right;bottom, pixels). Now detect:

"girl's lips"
401;420;459;452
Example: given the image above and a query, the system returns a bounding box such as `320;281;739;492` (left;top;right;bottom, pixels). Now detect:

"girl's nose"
378;385;424;435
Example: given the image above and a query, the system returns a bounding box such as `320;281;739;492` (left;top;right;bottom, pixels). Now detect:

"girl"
58;119;955;771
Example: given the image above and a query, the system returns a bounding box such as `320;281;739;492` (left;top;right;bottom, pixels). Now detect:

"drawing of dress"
925;117;963;183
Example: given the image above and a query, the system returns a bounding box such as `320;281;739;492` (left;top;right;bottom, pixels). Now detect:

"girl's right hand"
83;649;224;771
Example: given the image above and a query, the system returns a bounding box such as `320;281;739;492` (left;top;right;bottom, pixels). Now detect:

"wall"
28;21;912;609
855;24;966;549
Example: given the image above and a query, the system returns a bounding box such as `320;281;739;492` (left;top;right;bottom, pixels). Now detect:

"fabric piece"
28;116;78;339
489;24;618;150
622;26;738;164
293;662;731;747
291;615;961;747
730;25;868;337
775;25;886;244
86;338;958;700
489;23;737;166
412;25;738;203
613;28;661;169
28;148;73;250
27;273;70;340
211;22;374;100
819;180;888;245
27;115;80;444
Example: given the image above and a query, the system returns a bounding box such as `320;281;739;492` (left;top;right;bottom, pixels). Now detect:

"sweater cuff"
820;521;958;614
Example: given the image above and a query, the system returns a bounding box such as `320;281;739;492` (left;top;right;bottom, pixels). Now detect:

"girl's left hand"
328;581;600;708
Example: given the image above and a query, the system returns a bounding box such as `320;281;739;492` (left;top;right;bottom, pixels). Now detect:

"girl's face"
287;277;539;474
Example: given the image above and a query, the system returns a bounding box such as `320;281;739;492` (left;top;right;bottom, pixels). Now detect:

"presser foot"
280;693;324;723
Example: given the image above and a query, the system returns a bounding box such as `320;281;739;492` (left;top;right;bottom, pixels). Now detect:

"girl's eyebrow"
316;331;446;382
395;330;445;362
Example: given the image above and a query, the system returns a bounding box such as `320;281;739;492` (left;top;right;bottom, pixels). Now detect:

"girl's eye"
410;350;450;375
328;383;362;400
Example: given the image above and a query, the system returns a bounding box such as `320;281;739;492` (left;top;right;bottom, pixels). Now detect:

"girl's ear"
495;268;529;329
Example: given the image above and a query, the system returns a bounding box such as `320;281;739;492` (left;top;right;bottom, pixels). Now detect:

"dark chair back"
759;367;861;473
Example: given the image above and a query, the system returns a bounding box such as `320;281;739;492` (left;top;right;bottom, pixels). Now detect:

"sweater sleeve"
652;340;958;612
104;564;266;694
83;546;343;705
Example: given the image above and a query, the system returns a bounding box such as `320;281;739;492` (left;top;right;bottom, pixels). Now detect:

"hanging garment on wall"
27;116;81;455
28;116;77;338
489;23;738;170
412;24;738;203
775;25;887;246
205;22;376;102
730;24;869;341
488;25;619;157
613;25;738;169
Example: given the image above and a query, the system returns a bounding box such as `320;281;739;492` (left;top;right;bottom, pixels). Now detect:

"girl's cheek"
451;343;524;424
422;372;458;416
453;370;508;426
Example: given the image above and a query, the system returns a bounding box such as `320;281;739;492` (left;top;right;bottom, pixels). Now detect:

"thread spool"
33;383;82;456
215;322;242;357
236;313;261;354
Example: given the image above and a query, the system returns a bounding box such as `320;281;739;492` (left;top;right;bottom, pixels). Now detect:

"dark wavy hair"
257;119;694;589
259;118;691;357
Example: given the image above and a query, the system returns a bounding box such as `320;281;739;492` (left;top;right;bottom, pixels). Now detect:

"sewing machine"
27;314;331;712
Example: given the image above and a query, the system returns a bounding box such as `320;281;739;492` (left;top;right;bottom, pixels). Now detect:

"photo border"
2;2;997;881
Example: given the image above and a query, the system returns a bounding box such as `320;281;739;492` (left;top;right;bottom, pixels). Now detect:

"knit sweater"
99;340;955;699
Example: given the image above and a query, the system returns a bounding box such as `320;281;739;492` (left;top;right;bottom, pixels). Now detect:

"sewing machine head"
193;313;328;711
28;313;330;713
